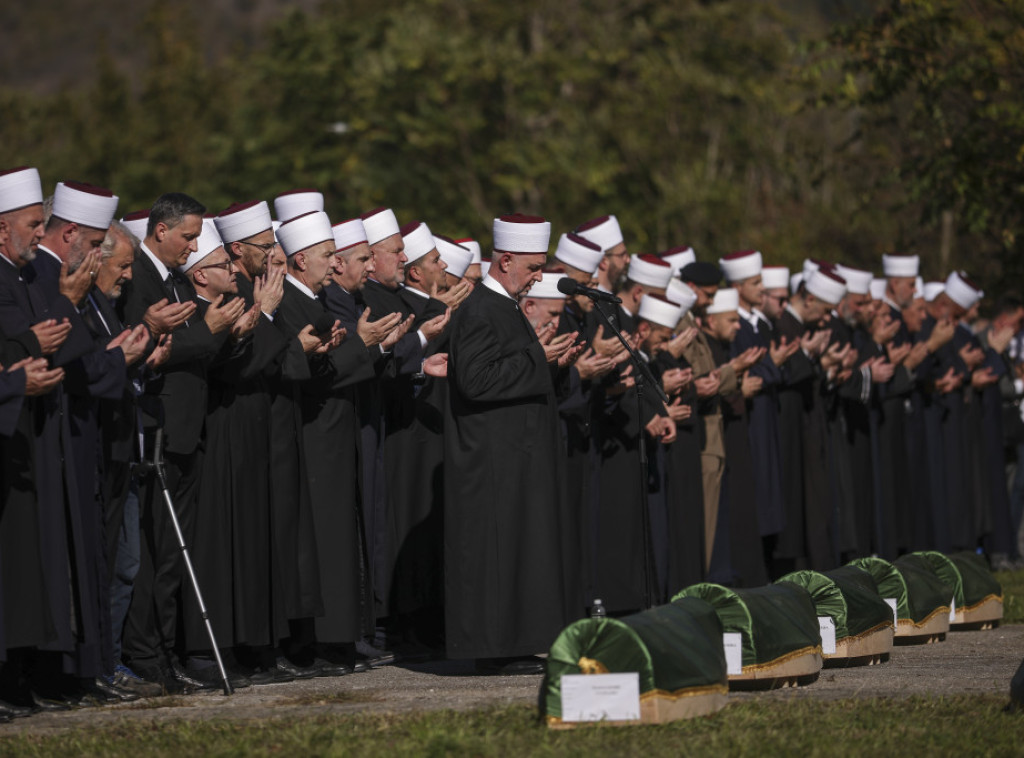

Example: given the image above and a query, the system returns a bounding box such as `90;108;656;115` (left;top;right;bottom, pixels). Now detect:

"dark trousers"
122;449;201;665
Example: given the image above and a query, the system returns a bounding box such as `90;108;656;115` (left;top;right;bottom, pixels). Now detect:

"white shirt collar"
141;241;172;281
882;294;901;313
482;274;515;301
36;244;62;266
286;273;317;300
403;284;430;299
785;303;804;324
752;308;770;324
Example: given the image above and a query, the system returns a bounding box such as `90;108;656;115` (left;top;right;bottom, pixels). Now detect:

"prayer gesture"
6;357;64;396
420;308;451;341
381;314;415;351
537;324;577;364
730;346;765;373
665;326;698;359
934;366;962;394
645;414;676;444
573;348;617;380
254;265;285;316
558;341;586;369
741;372;763;398
801;328;831;357
820;340;851;371
694;369;721;398
423;353;448;377
661;367;693;395
146;333;172;369
203;293;247;334
886;340;912;366
592;325;626;357
958;342;985;371
315;322;347;353
30;318;72;355
432;280;472;311
926;317;955;352
866;355;895;384
665;396;692;422
971;366;999;389
356;308;404;347
988;323;1015;355
60;249;103;306
108;324;150;365
770;336;801;366
870;313;899;345
143;299;195;335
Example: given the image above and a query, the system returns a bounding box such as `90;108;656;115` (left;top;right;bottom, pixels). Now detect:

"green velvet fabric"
541;617;655;720
673;583;819;668
949;551;1003;607
848;556;910;620
779;568;894;640
893;553;954;622
912;551;964;607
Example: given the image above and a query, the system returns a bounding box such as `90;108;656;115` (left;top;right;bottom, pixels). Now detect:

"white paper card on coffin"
561;673;641;723
885;598;898;627
818;616;837;655
949;599;956;623
723;632;743;675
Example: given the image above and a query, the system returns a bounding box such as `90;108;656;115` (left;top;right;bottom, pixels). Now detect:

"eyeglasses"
200;261;235;272
238;240;279;253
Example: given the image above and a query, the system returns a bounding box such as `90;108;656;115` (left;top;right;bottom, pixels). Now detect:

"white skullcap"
180;219;224;273
493;213;551;254
790;272;804;295
639;293;684;329
706;287;740;315
121;210;150;240
719;250;763;283
628;253;673;288
882;254;919;278
944;271;982;310
665;278;698;314
278;211;333;257
914;276;924;299
661;246;696;274
332;218;368;252
361;207;401;246
480;260;491;278
835;264;873;296
435;235;472;278
870;278;887;300
52;181;119;230
923;282;945;302
401;221;435;263
761;266;790;290
274;189;324;223
575;214;623;252
0;167;43;214
805;269;847;305
215;200;273;243
554;232;603;274
525;272;567;300
454;238;482;265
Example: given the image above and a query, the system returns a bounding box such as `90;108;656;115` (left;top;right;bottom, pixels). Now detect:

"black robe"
444;283;570;659
274;278;374;643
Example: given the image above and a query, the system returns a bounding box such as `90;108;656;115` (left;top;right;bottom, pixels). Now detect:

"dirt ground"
5;624;1021;736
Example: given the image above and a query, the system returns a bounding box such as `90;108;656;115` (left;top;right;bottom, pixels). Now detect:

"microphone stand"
589;298;668;610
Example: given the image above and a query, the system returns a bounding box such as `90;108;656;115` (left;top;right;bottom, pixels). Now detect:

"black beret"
680;261;722;286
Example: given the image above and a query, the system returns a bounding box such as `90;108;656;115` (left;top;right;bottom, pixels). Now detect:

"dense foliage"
2;0;1021;292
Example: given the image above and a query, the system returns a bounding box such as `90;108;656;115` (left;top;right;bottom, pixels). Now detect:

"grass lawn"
996;567;1024;623
3;696;1023;757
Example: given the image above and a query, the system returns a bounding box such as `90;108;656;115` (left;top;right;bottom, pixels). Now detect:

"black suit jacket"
118;248;227;455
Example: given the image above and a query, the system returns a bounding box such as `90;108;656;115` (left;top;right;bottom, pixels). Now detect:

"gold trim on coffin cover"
546;684;729;728
737;644;822;675
895;605;950;636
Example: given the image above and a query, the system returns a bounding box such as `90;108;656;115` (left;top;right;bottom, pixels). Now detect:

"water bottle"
590;598;606;619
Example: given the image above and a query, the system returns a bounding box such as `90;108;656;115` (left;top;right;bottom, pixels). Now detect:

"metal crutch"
139;428;233;695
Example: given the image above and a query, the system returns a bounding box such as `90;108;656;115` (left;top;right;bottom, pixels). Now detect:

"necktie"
164;273;179;303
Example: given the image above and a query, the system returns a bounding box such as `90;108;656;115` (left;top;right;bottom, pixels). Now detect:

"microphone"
556;276;622;304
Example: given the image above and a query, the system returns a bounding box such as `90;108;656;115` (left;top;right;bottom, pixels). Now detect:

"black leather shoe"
0;709;12;724
169;662;217;692
275;657;319;680
474;656;545;676
30;691;72;712
312;658;352;678
180;661;252;691
91;678;140;703
246;665;295;685
350;655;370;674
0;700;32;719
356;640;397;668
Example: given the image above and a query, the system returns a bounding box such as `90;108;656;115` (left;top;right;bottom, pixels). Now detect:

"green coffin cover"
542;617;655;720
912;551;964;607
672;583;820;668
619;597;727;695
948;551;1003;607
893;554;954;622
778;568;893;640
848;556;910;621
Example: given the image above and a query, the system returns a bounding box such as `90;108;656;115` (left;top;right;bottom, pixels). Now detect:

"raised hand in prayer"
573;348;617;380
30;318;72;355
886;340;912;366
592;325;627;357
870;313;900;345
558;341;585;369
255;264;285;316
108;324;150;365
801;328;831;357
665;396;692;422
770;336;801;366
645;414;676;443
730;346;766;373
538;325;578;364
934;366;962;394
661;367;693;395
203;293;247;335
741;372;763;398
5;357;64;396
146;333;172;369
988;323;1016;355
423;353;448;377
926;317;955;352
958;342;985;371
315;322;347;353
665;327;698;359
143;299;196;335
356;308;403;347
971;366;999;389
432;280;472;311
420;308;451;342
380;314;415;351
59;249;102;306
694;369;721;398
229;301;262;341
867;356;895;384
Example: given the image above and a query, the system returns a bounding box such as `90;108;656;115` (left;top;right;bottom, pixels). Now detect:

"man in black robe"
444;213;580;675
